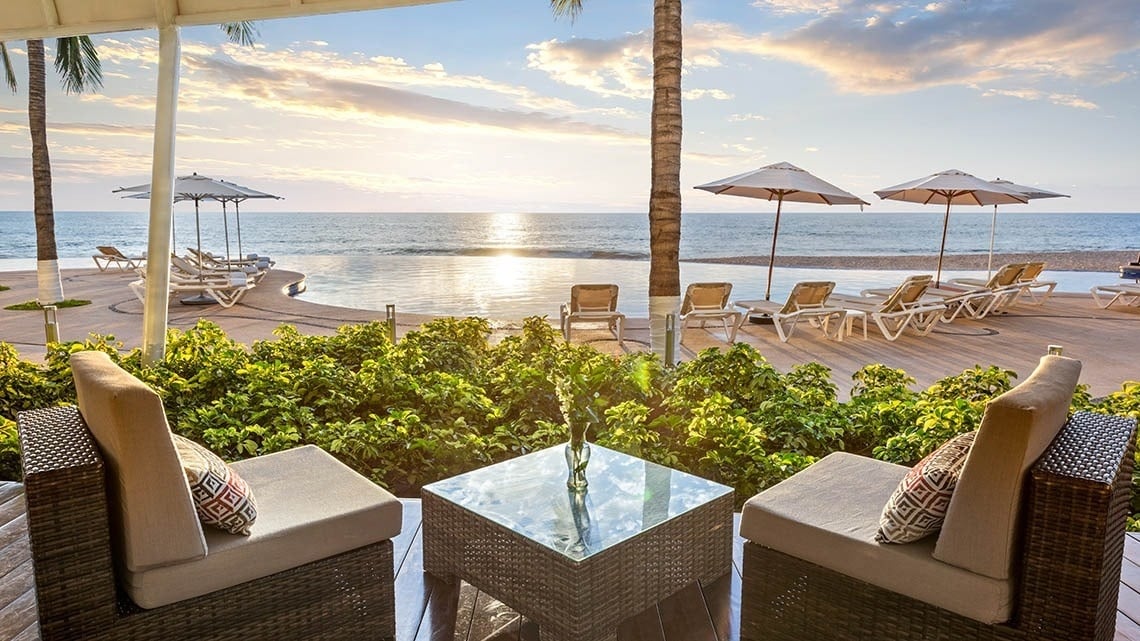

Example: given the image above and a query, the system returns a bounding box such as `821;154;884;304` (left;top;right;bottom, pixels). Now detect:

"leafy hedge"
1;317;1138;523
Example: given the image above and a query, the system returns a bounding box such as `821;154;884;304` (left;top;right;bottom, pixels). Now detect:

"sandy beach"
692;250;1137;272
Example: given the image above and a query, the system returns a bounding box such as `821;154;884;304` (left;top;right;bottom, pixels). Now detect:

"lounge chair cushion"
172;435;259;535
123;445;403;609
876;430;976;544
740;452;1013;624
933;355;1081;580
71;351;207;573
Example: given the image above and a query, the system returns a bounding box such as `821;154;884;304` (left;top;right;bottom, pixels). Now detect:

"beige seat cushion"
71;351;207;572
934;355;1081;579
123;445;403;609
740;452;1013;624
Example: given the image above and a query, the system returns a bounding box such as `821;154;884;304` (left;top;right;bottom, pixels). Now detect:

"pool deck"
1;266;1138;396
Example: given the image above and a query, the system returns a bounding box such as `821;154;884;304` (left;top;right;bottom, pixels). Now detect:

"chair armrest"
18;406;119;639
1016;411;1137;641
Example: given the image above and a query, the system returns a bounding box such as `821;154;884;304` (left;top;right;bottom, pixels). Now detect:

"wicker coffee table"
422;443;733;641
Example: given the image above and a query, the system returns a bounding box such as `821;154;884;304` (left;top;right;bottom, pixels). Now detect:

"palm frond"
550;0;584;22
54;36;102;94
0;42;16;92
221;22;259;47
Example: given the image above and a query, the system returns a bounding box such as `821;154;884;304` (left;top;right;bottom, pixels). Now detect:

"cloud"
726;0;1140;94
184;55;643;144
982;88;1100;110
729;113;769;122
525;33;732;101
532;1;1138;100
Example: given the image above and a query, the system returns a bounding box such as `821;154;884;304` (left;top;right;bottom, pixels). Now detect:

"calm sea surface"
1;211;1136;318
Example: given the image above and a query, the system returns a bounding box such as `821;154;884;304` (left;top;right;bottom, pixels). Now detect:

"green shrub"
1;318;1139;528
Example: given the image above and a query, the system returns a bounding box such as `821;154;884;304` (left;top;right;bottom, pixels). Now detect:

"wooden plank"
464;590;521;641
0;514;27;555
413;574;460;641
657;581;717;641
699;573;737;641
0;484;24;508
394;524;430;641
1121;557;1140;595
450;581;481;641
1119;584;1140;630
1118;611;1140;641
393;498;423;574
0;588;37;639
617;602;665;641
0;559;34;614
10;622;38;641
1126;535;1140;565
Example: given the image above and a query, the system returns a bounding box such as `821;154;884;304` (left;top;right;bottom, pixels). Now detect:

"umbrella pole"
235;201;243;258
194;199;203;283
988;204;998;279
222;201;232;264
936;200;951;287
766;194;784;300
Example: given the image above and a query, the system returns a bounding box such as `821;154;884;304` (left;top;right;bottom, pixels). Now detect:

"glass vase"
564;439;591;492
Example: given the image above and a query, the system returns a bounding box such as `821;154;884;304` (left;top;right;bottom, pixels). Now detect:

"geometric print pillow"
172;434;258;536
875;430;977;544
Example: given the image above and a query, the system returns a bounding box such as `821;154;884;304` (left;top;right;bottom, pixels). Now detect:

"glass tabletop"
423;443;733;562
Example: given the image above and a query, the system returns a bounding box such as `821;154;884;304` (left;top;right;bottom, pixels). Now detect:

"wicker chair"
18;351;399;641
740;355;1137;641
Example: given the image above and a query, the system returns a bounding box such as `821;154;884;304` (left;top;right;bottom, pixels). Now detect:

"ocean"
1;211;1136;318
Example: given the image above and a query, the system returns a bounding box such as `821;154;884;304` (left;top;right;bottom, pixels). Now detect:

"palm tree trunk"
27;39;64;303
647;0;683;360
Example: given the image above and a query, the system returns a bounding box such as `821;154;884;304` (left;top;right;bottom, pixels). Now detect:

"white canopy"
694;162;869;300
875;169;1030;207
695;161;869;206
0;0;449;40
4;0;451;363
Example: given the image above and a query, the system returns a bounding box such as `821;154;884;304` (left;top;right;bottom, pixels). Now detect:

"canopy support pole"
765;193;784;300
141;23;181;366
936;199;951;287
987;204;998;279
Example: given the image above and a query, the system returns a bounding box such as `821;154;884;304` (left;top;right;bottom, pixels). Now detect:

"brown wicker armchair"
740;355;1137;641
18;352;399;641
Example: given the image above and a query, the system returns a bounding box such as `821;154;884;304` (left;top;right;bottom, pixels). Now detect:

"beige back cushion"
71;351;207;572
933;355;1080;579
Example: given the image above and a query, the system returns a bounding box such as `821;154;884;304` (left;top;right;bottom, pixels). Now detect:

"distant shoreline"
688;250;1138;273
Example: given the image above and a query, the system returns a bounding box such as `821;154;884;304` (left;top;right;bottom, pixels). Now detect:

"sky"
0;0;1137;214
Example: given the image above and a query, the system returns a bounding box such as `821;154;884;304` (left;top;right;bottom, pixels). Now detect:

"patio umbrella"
985;179;1069;277
694;161;869;300
874;169;1029;286
115;173;281;265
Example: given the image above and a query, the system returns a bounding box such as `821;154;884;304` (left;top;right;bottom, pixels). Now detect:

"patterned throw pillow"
875;430;977;544
172;434;258;535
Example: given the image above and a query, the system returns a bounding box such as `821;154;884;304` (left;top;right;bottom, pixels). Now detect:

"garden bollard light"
1048;344;1063;356
664;313;677;367
386;304;397;343
43;305;59;344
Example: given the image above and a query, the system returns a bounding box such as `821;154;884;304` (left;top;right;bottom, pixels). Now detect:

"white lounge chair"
1090;283;1140;309
924;262;1026;321
734;281;847;342
172;254;267;284
92;246;144;272
130;270;255;308
1010;261;1057;305
831;275;946;341
680;282;742;344
559;284;625;345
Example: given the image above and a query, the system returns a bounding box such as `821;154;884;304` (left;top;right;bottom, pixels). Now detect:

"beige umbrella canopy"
695;161;869;300
985;179;1069;277
875;169;1029;285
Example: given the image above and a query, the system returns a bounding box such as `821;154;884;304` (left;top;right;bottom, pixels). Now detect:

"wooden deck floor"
1;485;1139;640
